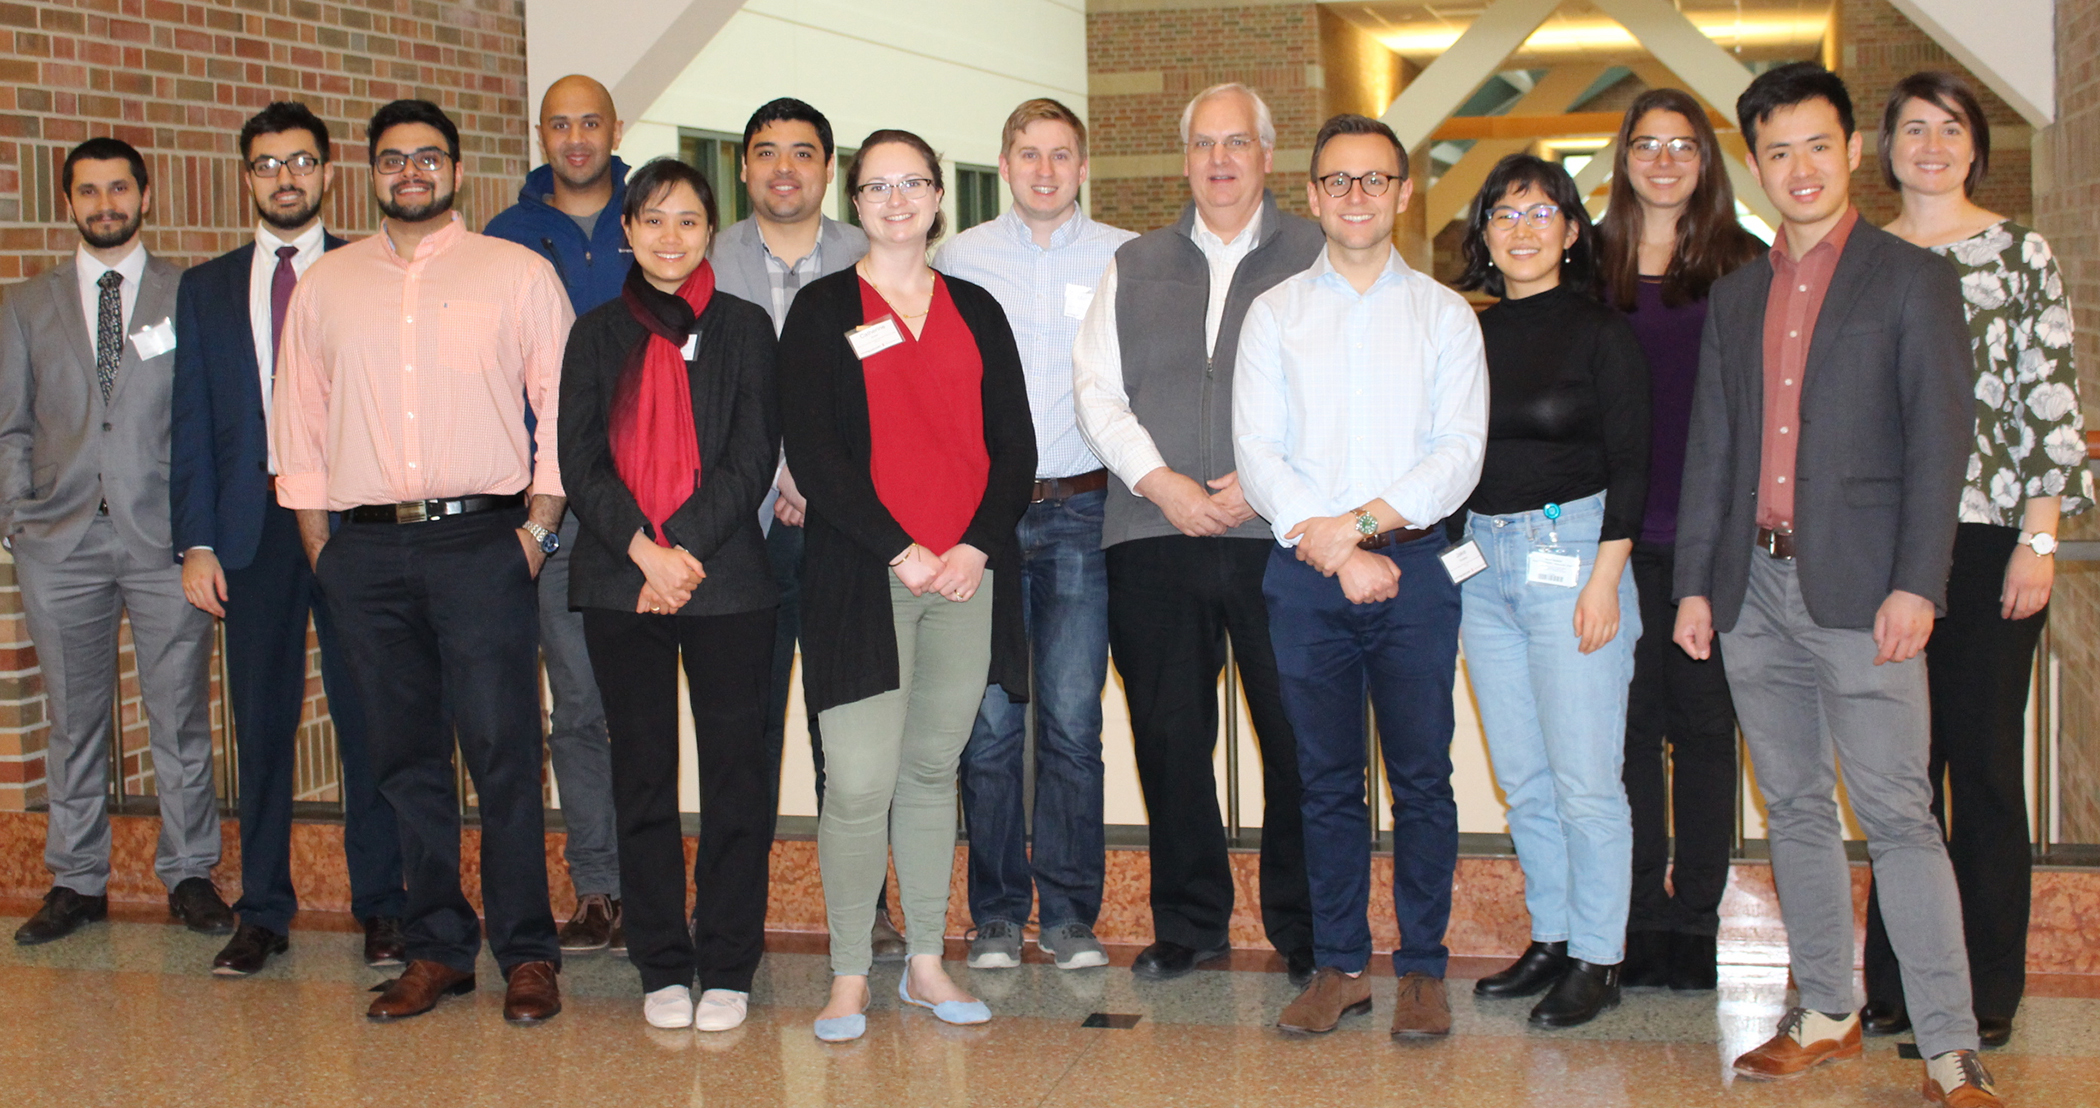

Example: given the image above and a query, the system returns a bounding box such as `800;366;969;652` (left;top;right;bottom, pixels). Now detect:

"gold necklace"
859;261;933;318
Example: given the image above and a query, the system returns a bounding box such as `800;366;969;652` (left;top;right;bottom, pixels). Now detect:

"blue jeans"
1460;491;1638;966
958;488;1110;930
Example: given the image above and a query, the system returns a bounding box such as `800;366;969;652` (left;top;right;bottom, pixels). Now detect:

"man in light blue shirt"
1233;114;1485;1038
933;98;1135;972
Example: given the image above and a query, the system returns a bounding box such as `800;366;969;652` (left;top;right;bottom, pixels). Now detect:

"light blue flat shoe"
812;1012;866;1042
899;973;991;1025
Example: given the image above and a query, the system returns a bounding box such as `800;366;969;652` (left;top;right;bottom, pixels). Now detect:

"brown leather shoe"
1732;1008;1862;1080
367;959;475;1021
1277;967;1372;1034
361;916;405;968
558;894;615;952
1924;1049;2005;1107
502;960;562;1024
1391;972;1451;1037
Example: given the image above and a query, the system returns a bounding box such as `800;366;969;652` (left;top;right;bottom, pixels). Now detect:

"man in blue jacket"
482;73;627;953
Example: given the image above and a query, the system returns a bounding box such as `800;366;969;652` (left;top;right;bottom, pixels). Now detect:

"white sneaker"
694;988;749;1031
643;984;694;1029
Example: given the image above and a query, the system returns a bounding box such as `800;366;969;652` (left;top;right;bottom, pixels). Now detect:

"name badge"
1526;550;1582;588
1439;539;1487;584
846;316;905;360
1063;283;1096;321
680;332;698;359
129;316;176;360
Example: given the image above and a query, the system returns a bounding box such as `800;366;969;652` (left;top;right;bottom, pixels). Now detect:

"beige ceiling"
1323;0;1832;66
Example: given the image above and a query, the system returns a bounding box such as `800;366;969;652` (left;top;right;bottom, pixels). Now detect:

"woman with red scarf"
557;157;781;1033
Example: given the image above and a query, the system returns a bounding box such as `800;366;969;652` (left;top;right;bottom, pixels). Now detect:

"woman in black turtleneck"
1454;154;1649;1030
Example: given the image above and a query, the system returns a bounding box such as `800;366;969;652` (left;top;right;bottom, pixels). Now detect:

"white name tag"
1063;283;1096;321
846;316;905;360
1439;539;1487;584
680;333;698;359
1526;550;1582;588
128;316;176;360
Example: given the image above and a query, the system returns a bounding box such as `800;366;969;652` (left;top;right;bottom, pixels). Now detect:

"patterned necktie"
270;244;298;367
95;269;122;403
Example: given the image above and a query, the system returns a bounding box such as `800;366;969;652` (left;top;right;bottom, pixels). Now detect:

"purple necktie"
269;244;298;367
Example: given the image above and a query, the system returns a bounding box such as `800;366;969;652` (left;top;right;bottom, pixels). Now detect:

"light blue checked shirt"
1233;245;1488;545
935;205;1136;480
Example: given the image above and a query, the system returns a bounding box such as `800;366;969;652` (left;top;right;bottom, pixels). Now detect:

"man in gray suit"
0;137;233;944
1672;65;2002;1107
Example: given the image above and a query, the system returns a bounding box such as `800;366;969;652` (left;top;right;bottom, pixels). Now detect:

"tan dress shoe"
1732;1008;1862;1080
503;960;562;1023
1924;1049;2005;1107
367;960;475;1020
1278;967;1372;1034
1391;972;1451;1037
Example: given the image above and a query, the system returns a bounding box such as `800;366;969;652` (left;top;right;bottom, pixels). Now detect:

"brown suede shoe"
367;960;475;1021
502;960;562;1024
1732;1008;1862;1080
1390;972;1451;1038
1277;967;1372;1034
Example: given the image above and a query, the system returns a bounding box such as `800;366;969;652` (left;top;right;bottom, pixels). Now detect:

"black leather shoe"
1529;959;1621;1028
168;877;235;934
12;886;108;945
1474;940;1569;998
1621;930;1671;989
1285;948;1316;989
1860;999;1911;1036
1978;1015;2014;1049
1131;940;1231;981
212;923;288;975
1668;931;1719;991
361;916;406;968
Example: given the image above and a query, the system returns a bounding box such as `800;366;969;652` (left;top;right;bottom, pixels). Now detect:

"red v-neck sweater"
858;274;990;554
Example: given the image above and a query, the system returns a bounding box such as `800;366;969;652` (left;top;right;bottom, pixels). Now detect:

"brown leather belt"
1756;526;1796;560
1032;468;1107;503
1359;525;1434;551
348;492;524;524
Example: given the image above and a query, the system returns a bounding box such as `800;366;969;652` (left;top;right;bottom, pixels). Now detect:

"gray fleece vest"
1105;192;1325;548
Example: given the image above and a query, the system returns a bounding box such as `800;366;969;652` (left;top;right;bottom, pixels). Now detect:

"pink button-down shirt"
271;214;572;511
1757;206;1858;532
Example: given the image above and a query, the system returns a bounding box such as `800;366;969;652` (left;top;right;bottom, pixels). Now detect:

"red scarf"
611;261;713;546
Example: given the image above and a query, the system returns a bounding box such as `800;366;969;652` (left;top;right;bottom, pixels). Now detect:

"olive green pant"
817;572;994;975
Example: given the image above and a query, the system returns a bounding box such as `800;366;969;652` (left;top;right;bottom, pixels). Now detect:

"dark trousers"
225;503;404;933
1265;536;1458;977
1623;541;1738;936
584;606;778;994
317;509;559;974
1105;534;1310;955
1865;523;2042;1021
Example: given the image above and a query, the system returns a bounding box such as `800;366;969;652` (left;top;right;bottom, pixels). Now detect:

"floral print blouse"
1935;221;2093;525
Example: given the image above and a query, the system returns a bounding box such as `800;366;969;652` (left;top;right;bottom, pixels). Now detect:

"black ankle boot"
1529;959;1621;1028
1667;931;1718;991
1474;941;1570;998
1622;930;1672;989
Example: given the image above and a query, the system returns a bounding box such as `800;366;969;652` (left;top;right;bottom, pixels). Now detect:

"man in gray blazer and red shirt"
1672;64;2001;1108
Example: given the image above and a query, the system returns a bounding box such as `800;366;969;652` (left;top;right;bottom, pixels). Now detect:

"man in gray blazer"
0;137;232;945
1672;65;2001;1107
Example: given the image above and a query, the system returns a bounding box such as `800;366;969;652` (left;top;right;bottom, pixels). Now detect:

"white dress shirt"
74;241;147;352
1072;208;1263;491
1233;246;1488;545
249;221;329;415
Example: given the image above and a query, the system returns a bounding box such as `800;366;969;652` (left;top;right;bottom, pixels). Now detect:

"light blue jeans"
1460;491;1638;966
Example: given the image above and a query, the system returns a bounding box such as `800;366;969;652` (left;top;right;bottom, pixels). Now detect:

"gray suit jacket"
1673;219;1971;631
711;215;867;325
0;253;184;563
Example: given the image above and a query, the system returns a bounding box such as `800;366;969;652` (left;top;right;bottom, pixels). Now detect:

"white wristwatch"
2019;531;2058;557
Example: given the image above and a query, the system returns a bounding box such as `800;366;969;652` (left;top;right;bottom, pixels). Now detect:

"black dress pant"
1865;523;2043;1021
583;605;778;994
316;509;559;974
1622;541;1738;936
1105;534;1311;955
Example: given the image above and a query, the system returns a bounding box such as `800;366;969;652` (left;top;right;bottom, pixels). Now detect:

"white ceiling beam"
524;0;747;131
1885;0;2053;127
1426;64;1610;229
1379;0;1567;153
1588;0;1754;116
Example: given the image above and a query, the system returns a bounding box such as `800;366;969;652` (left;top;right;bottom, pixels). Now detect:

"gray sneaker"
966;920;1023;969
1038;921;1110;969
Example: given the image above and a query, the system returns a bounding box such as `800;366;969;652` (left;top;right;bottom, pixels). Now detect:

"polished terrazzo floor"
3;908;2098;1107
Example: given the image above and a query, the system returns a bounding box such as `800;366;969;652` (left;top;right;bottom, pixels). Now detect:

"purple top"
1623;277;1708;546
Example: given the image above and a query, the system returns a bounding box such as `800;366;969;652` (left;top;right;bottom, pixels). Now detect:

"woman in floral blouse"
1858;70;2093;1050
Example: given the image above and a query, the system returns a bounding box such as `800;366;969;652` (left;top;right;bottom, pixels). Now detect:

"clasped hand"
629;530;704;614
1135;468;1257;537
893;542;987;602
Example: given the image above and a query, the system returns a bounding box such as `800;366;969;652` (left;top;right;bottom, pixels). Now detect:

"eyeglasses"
855;177;934;200
1189;135;1258;153
1315;170;1397;198
1486;203;1562;231
1629;137;1701;162
248;153;323;177
373;150;450;175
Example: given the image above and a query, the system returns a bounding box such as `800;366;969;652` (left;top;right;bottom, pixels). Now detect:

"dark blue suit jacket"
170;233;346;570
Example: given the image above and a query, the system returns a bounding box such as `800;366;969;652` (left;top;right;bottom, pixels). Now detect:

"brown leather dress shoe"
367;959;476;1021
1924;1049;2005;1108
558;894;614;952
1277;967;1372;1034
1391;972;1451;1037
361;916;406;968
212;923;289;976
1732;1008;1862;1080
503;960;562;1023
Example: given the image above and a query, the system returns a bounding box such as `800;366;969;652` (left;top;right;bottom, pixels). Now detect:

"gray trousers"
1721;552;1977;1056
15;516;218;895
538;513;619;897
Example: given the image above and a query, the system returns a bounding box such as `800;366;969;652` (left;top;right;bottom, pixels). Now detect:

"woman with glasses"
1456;154;1649;1029
777;129;1035;1042
1593;89;1766;993
1855;71;2091;1050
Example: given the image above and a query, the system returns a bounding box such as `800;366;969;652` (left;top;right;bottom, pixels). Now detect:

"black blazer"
557;287;780;616
170;234;346;569
778;268;1036;717
1673;219;1971;630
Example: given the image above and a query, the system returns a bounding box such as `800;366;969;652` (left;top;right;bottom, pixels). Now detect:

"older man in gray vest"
1074;82;1322;983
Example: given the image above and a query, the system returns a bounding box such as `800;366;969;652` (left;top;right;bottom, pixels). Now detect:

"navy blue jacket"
170;232;347;570
483;157;632;315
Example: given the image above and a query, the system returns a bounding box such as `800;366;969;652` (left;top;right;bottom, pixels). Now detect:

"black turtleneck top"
1464;282;1652;542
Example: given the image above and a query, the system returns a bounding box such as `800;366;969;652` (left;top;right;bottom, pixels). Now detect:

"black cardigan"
778;268;1036;716
557;287;781;616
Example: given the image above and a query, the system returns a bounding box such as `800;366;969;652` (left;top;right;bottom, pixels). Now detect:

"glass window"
954;163;1001;232
677;129;753;224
